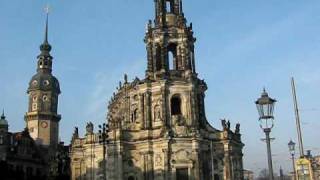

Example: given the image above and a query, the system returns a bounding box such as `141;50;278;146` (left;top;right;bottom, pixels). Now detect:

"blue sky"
1;0;320;175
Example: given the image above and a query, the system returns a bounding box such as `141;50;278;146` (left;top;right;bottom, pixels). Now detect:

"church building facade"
70;0;244;179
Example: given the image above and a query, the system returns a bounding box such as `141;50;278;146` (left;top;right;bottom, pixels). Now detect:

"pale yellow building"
243;170;254;180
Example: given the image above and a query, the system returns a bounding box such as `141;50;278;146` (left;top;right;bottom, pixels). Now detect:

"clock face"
43;80;50;86
32;80;38;86
41;121;48;128
43;95;48;101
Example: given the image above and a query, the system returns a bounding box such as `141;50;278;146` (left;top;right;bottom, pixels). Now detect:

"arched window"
168;51;174;70
171;96;181;115
131;109;138;123
167;44;177;70
166;0;173;13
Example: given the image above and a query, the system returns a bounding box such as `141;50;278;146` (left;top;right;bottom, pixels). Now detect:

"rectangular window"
176;168;188;180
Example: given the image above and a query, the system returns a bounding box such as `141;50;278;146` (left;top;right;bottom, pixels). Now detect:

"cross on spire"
44;4;50;14
39;4;52;55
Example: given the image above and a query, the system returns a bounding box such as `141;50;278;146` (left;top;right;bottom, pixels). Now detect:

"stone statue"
235;123;240;134
86;122;94;134
221;119;227;130
221;119;231;131
146;20;152;32
227;120;231;130
124;74;128;83
72;127;79;139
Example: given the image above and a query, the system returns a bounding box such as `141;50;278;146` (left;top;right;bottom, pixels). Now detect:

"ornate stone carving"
154;105;162;122
235;123;240;134
86;122;94;134
155;154;162;166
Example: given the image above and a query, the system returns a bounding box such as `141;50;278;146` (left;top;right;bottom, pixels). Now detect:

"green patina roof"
28;72;60;94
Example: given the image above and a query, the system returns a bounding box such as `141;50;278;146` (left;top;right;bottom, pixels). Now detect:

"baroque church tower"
70;1;244;180
145;0;196;80
25;14;61;147
143;0;206;130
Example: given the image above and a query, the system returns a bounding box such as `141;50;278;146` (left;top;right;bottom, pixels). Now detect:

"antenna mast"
291;77;304;157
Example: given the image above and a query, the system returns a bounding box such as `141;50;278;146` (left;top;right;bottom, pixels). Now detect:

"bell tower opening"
171;96;181;115
146;0;198;79
166;0;173;13
155;45;162;71
167;44;177;70
168;51;174;70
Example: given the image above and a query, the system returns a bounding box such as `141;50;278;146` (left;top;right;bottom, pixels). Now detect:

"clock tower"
25;13;61;147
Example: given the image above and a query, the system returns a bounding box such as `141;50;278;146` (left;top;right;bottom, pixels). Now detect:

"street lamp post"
98;123;109;180
256;89;277;180
288;140;296;180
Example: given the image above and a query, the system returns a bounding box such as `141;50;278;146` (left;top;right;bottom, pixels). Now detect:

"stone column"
230;155;235;180
153;44;159;72
223;140;232;180
239;154;244;180
147;151;154;179
140;93;145;129
185;93;191;125
161;45;167;72
192;139;200;180
200;93;206;127
146;43;154;77
164;138;173;180
116;141;123;180
141;153;147;180
180;44;186;71
154;0;159;25
189;90;198;127
161;86;169;127
191;47;196;73
210;141;215;180
163;148;169;180
145;91;152;129
141;151;154;180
